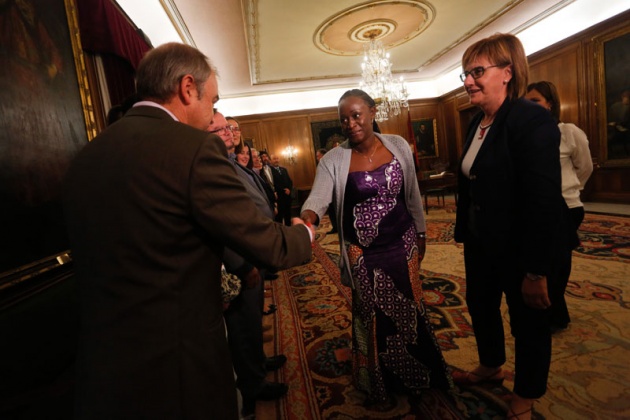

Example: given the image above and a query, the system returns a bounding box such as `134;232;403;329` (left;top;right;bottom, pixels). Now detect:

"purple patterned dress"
343;157;452;403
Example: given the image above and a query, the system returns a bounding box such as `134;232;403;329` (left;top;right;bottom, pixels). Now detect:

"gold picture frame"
597;26;630;166
0;0;95;290
65;0;98;141
412;118;439;159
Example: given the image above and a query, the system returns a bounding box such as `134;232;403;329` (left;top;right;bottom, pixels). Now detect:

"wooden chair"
420;170;447;214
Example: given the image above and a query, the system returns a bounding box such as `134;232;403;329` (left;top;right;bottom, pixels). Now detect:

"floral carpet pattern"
260;201;630;420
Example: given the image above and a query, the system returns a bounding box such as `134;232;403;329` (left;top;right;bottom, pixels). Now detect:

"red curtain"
100;53;136;108
76;0;151;70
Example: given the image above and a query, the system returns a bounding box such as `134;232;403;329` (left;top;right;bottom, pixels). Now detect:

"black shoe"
265;273;279;280
550;323;568;334
263;304;277;315
265;354;287;371
255;381;288;401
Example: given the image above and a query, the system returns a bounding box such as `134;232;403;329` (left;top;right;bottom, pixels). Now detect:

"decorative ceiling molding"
510;0;577;34
246;0;434;85
243;0;261;84
313;0;434;56
414;0;577;73
159;0;197;47
236;0;625;92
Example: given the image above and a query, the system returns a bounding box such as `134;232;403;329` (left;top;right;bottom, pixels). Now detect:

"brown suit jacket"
63;106;311;419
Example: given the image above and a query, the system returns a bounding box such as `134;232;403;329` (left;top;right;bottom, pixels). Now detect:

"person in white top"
525;80;593;333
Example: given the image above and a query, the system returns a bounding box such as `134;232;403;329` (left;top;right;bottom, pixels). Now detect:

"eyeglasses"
230;125;241;132
459;64;506;82
208;126;233;134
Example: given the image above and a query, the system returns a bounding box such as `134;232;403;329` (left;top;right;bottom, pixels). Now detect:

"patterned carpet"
260;200;630;420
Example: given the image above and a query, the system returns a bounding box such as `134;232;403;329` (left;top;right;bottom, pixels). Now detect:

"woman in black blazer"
452;33;564;419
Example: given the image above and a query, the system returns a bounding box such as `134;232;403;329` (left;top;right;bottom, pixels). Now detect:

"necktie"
264;166;274;186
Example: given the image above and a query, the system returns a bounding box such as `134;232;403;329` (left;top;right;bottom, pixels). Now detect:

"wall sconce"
282;145;298;165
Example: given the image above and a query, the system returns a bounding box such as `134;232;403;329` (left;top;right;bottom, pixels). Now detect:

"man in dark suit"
270;153;294;226
208;111;288;417
63;43;313;420
251;148;277;215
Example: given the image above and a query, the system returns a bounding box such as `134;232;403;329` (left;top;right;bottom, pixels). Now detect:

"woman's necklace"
352;140;380;163
478;119;494;139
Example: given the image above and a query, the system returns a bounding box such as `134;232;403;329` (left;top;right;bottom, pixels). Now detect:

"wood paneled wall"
237;109;338;188
236;10;630;202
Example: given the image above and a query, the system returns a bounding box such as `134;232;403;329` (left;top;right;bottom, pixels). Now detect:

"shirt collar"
133;101;179;121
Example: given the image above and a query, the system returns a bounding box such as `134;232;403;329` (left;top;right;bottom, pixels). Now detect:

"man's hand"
522;275;551;309
243;267;261;289
283;188;291;196
292;217;315;242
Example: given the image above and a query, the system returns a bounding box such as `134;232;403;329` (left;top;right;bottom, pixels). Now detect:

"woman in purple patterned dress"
301;89;453;404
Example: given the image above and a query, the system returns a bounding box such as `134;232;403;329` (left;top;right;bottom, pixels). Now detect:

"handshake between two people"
291;216;316;243
292;209;320;244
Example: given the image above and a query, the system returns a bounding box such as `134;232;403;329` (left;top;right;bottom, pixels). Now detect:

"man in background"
252;147;277;216
270;153;294;226
259;150;275;191
63;43;313;420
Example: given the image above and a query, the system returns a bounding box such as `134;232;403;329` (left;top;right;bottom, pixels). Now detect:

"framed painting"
598;27;630;165
0;0;96;286
412;118;438;159
310;119;345;162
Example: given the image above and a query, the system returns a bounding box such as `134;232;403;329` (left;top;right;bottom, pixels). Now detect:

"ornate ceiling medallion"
314;0;435;56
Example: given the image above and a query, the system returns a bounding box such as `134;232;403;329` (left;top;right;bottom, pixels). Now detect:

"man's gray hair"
136;43;217;103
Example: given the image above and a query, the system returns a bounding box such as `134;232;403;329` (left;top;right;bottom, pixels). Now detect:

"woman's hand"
417;234;426;265
300;210;319;226
521;275;551;309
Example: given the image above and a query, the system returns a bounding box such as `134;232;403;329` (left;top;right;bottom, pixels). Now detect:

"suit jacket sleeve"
510;103;562;274
189;138;311;270
284;168;293;191
222;247;254;279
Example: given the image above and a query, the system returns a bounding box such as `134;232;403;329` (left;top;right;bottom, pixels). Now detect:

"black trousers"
275;195;292;226
463;235;551;399
548;206;584;327
223;273;266;400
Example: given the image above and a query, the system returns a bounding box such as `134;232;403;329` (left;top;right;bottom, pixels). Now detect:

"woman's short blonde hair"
462;33;529;100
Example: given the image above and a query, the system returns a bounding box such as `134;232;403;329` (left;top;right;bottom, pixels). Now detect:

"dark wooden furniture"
418;173;458;213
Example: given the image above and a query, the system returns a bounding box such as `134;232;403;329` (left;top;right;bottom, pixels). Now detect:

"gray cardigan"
302;133;426;288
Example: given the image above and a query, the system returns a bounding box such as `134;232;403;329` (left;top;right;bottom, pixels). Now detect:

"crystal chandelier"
359;38;409;122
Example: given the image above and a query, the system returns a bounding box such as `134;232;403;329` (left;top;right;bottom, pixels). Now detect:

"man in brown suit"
63;43;313;419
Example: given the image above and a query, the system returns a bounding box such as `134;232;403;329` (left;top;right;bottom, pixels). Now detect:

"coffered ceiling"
116;0;629;115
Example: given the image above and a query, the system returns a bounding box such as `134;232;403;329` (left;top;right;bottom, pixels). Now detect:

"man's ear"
179;74;196;105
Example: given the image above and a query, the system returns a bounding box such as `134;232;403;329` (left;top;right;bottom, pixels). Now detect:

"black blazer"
271;165;293;199
63;106;311;419
454;98;563;276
